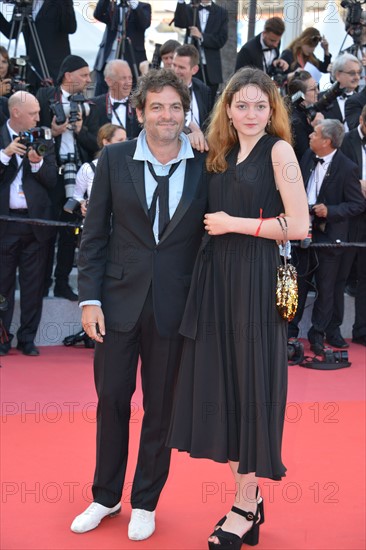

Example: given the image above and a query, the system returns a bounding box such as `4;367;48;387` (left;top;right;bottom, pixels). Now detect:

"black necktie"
147;160;182;240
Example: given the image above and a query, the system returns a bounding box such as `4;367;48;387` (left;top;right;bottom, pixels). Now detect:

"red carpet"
0;342;365;549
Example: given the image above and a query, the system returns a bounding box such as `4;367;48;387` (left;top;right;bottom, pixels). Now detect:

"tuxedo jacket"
92;93;140;139
174;1;228;85
345;88;366;130
319;98;344;123
0;0;76;84
191;77;213;129
341;128;366;241
0;124;57;241
300;148;365;243
78;139;208;338
235;34;280;73
36;86;99;164
93;0;151;72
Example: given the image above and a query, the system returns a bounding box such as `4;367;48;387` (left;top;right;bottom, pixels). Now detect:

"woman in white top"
73;123;127;215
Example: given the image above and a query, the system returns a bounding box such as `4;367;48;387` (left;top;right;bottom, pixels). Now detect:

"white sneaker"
128;508;155;541
70;502;121;533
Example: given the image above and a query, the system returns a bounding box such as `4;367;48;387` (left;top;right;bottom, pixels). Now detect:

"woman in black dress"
167;68;309;549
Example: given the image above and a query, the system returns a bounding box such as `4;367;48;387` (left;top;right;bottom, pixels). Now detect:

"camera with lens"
63;197;82;215
291;81;344;122
18;127;52;156
322;348;349;364
268;65;287;87
9;57;29;92
341;0;366;43
49;93;90;127
287;338;305;365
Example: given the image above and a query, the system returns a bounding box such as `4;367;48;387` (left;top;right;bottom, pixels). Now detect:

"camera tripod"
187;0;207;85
114;0;139;81
6;2;51;85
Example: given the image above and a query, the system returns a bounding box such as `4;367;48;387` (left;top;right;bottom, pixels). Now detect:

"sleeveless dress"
167;134;288;480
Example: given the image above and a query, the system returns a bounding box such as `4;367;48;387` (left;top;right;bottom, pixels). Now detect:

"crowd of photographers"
0;0;365;356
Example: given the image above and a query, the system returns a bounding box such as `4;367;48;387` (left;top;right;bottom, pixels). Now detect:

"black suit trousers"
92;288;183;510
0;217;48;343
288;247;345;337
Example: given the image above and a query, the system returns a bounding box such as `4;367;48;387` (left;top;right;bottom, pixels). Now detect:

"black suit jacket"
191;77;213;129
345;88;366;130
36;86;99;163
93;0;151;72
0;124;57;241
0;0;76;85
78;139;208;338
92;93;140;139
174;1;228;85
300;148;365;243
341;128;366;242
235;33;280;73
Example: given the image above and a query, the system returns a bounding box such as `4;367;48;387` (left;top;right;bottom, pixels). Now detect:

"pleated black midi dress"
167;134;288;480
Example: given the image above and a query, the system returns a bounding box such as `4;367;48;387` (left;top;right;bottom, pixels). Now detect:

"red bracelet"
255;209;276;237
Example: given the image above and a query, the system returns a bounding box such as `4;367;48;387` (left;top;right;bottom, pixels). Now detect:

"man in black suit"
172;44;213;132
92;59;140;139
174;0;228;98
235;16;288;75
0;91;57;356
93;0;151;96
345;86;366;130
0;0;77;90
320;53;362;130
71;69;207;539
288;119;365;353
36;55;99;301
340;106;366;346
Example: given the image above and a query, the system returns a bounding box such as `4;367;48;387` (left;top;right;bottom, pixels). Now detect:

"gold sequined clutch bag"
275;217;298;322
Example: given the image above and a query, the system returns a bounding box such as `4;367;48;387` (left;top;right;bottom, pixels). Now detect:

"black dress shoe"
352;335;366;347
54;285;78;301
16;342;40;356
325;335;349;348
0;341;11;356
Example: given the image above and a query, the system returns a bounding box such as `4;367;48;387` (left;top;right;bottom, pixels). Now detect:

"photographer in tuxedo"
0;91;57;356
0;0;77;90
36;55;99;300
288;119;365;353
340;106;366;346
92;59;140;139
93;0;151;95
235;17;288;76
174;0;228;98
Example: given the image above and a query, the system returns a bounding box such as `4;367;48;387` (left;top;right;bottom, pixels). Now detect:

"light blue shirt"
133;129;194;243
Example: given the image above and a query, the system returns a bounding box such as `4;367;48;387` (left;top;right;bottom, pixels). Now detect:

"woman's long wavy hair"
206;68;292;173
286;27;322;71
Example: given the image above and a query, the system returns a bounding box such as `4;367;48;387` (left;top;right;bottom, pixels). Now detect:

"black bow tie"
312;155;325;165
198;4;211;11
361;136;366;145
113;99;128;110
340;92;353;99
262;48;273;53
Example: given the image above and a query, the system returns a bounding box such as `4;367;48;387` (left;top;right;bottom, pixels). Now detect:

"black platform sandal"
214;487;264;531
208;504;260;549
